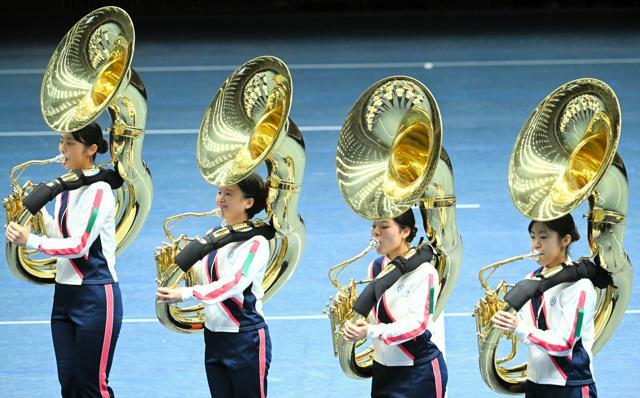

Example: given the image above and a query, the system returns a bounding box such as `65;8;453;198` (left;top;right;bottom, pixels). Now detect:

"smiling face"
58;132;97;170
216;184;254;225
529;221;572;268
371;219;410;258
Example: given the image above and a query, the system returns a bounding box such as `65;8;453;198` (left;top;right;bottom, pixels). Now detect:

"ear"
560;234;572;248
400;226;410;240
244;197;254;210
85;143;98;158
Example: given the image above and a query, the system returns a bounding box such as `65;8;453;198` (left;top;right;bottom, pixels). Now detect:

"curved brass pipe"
4;6;153;285
475;78;631;394
329;76;463;379
155;56;306;333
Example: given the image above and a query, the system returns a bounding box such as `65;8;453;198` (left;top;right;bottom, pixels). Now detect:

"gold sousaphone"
155;56;306;333
474;78;631;394
3;6;152;284
327;76;463;378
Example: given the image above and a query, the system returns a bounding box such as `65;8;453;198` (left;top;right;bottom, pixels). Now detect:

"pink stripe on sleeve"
528;291;586;352
39;189;104;256
381;273;434;345
193;269;243;301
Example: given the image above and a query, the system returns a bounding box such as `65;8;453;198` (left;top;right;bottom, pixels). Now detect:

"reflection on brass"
329;76;463;378
476;79;631;394
155;56;306;333
4;7;152;284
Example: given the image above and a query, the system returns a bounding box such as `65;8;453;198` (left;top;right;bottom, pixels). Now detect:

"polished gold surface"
325;238;380;375
154;209;223;332
4;6;152;284
337;78;441;220
197;58;292;186
162;209;221;243
156;210;272;333
41;7;134;133
509;80;620;221
326;241;437;379
156;56;306;333
330;76;463;379
328;243;438;378
473;251;540;393
477;78;631;394
3;155;65;282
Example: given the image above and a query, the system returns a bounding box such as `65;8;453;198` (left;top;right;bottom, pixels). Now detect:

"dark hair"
71;122;108;161
528;213;580;251
237;172;268;219
393;209;418;243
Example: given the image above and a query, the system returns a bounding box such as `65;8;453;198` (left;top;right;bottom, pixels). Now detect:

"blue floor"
1;25;639;397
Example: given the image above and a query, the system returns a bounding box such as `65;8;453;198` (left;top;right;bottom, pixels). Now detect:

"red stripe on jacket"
39;189;104;257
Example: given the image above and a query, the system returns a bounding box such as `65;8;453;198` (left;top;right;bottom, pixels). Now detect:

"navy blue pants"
526;381;597;397
204;326;271;398
51;283;123;398
371;353;447;398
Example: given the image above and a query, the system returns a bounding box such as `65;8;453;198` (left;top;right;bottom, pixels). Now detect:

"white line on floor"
1;309;638;325
1;57;639;75
423;58;640;68
0;126;342;137
456;204;481;209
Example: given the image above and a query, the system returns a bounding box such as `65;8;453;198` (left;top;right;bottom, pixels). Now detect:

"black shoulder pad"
174;222;276;272
22;169;124;215
354;244;434;316
505;259;612;310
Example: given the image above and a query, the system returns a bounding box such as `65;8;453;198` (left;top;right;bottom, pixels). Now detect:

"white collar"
79;167;100;177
